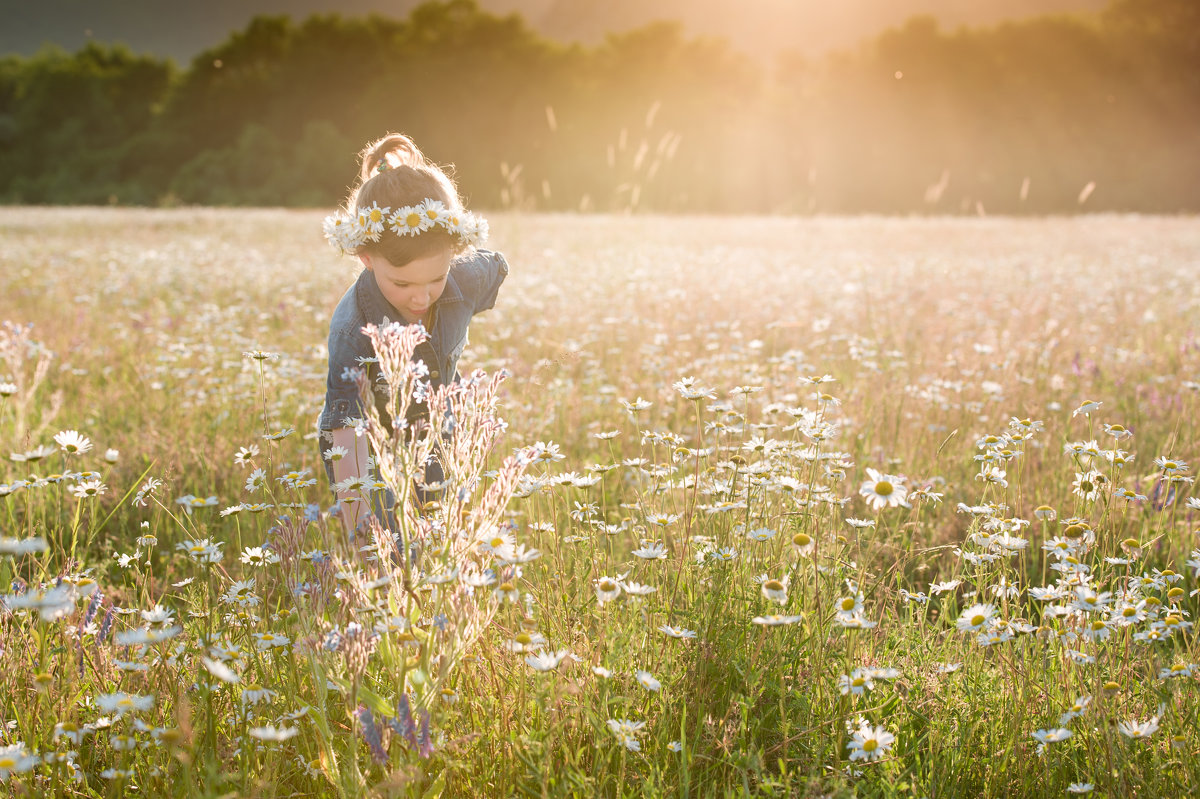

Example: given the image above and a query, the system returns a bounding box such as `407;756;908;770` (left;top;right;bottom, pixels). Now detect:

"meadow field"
1;207;1198;797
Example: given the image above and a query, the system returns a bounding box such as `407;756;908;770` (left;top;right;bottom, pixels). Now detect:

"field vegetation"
1;208;1199;796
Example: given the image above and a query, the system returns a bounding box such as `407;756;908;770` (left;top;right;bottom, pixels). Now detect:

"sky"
1;0;1112;63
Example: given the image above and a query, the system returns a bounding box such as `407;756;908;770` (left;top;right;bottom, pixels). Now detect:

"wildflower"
1072;400;1102;417
595;576;622;604
1118;716;1160;739
0;743;38;780
977;465;1008;488
504;631;547;652
1067;784;1094;795
791;531;816;556
846;721;895;761
658;625;697;639
836;594;865;616
668;740;682;752
233;444;260;465
673;376;716;401
858;468;908;510
253;631;290;651
592;666;613;679
635;670;661;692
761;578;788;604
176;495;219;512
241;684;277;705
494;581;520;603
0;536;48;555
262;427;296;441
1158;663;1196;680
1071;471;1106;502
632;541;668;559
838;669;875;696
95;692;155;716
200;656;241;684
1032;728;1072;744
525;649;570;672
244;468;267;492
240;546;280;567
115;626;182;645
1154;456;1188;475
177;538;223;564
54;430;93;455
956;603;997;633
1080;619;1111;642
1059;696;1092;725
752;614;804;626
835;614;878;630
606;718;645;751
70;478;107;499
249;725;298;742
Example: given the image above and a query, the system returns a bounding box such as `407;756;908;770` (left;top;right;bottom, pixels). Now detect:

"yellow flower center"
841;598;856;611
971;614;985;627
499;582;515;592
793;533;812;547
515;633;532;645
600;580;617;592
852;677;865;687
875;481;893;496
765;580;784;592
405;212;422;228
863;739;878;752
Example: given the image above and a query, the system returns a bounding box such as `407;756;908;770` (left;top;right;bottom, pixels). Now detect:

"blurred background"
0;0;1195;213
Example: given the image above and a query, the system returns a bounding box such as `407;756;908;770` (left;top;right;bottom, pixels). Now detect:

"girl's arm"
329;426;372;535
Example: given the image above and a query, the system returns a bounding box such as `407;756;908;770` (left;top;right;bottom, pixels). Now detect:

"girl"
317;133;509;534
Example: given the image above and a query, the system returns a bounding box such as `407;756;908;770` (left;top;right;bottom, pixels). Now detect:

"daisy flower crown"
322;199;489;256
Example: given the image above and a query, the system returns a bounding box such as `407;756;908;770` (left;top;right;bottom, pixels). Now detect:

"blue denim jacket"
317;248;509;479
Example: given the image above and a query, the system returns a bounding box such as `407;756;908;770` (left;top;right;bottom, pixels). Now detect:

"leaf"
422;771;445;799
327;675;393;717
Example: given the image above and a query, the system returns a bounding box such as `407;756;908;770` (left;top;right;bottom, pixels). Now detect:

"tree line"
0;0;1196;213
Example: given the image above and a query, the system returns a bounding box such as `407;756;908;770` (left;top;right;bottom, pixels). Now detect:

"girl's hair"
347;133;466;266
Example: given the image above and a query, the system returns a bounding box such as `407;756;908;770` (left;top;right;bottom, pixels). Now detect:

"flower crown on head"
322;199;489;256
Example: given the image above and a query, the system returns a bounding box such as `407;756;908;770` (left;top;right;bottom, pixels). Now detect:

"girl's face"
361;248;452;324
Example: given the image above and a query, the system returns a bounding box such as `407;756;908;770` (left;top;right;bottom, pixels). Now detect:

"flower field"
1;207;1199;797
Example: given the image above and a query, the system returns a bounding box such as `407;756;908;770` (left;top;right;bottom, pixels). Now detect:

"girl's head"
346;133;466;267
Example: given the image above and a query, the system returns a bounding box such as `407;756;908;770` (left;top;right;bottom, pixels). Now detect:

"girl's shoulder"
451;248;509;314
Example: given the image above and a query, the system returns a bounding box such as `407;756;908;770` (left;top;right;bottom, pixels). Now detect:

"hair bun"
360;133;425;181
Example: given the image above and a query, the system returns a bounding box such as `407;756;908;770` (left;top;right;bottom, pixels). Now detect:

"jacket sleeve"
318;327;372;431
460;249;509;315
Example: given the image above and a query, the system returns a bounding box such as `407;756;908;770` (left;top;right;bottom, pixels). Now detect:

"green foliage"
0;0;1198;211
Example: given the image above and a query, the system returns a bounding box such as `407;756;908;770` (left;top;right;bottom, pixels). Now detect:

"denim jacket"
317;248;509;476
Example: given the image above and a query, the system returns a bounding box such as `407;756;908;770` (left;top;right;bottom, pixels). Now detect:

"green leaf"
328;675;393;717
422;772;445;799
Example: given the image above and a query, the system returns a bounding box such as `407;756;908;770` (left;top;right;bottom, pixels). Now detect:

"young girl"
317;133;509;533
